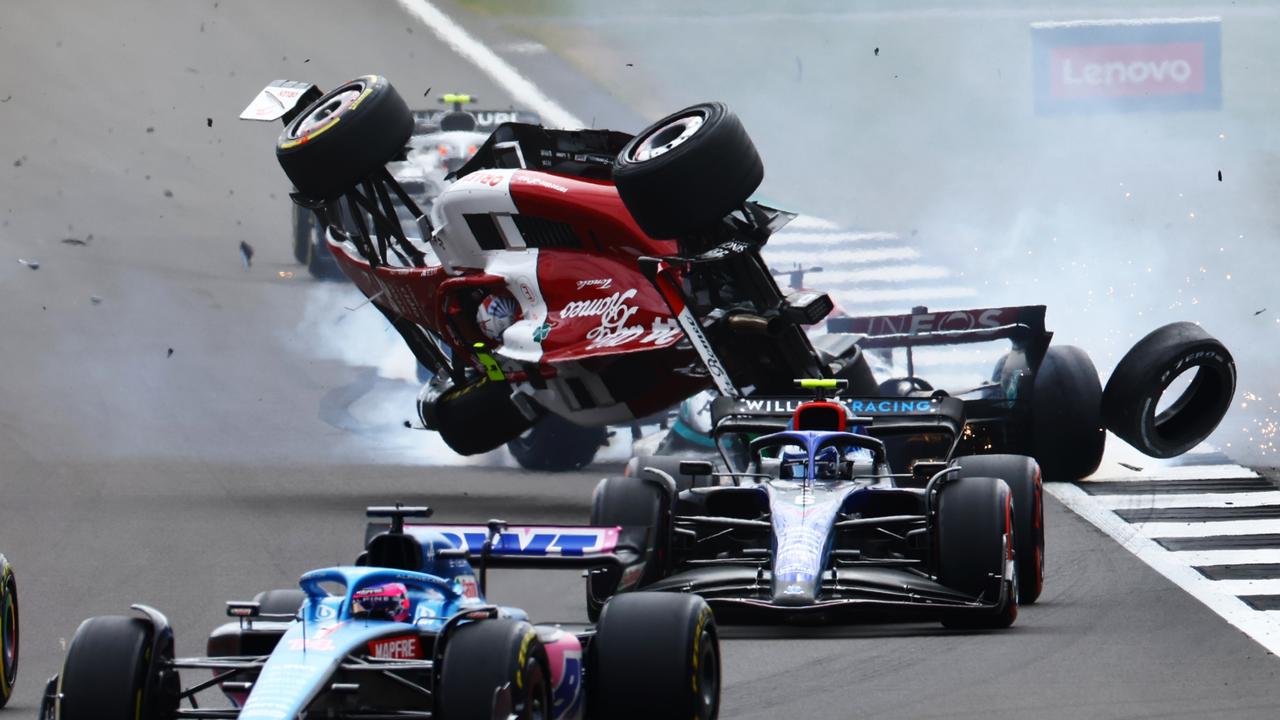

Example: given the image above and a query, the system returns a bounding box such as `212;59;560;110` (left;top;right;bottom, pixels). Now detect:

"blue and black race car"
589;379;1033;627
42;505;719;720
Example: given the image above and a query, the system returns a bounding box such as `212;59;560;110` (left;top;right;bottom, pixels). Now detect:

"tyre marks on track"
1047;442;1280;656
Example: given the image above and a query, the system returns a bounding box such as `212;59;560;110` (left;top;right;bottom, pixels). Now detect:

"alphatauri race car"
42;505;719;720
587;379;1030;625
241;75;1235;472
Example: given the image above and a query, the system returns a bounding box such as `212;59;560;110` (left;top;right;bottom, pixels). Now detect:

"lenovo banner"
1032;17;1222;114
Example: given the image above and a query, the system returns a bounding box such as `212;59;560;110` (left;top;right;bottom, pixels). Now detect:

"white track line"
769;231;900;245
1082;464;1261;482
1098;492;1280;510
810;265;953;285
1133;519;1280;538
1172;549;1280;566
785;215;840;230
1209;579;1280;596
1046;482;1280;656
764;247;922;265
830;286;979;303
395;0;585;129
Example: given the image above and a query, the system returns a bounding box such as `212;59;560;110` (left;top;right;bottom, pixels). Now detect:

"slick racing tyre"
613;102;763;239
421;376;540;456
591;593;720;720
506;413;607;471
276;75;413;199
586;476;669;621
57;616;176;720
935;475;1017;629
437;619;550;720
291;202;313;264
1030;345;1106;482
952;455;1043;604
1102;322;1236;458
0;559;15;707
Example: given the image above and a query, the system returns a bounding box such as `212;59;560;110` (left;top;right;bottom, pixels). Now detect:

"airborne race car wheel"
422;376;541;456
1030;345;1106;482
613;102;763;239
506;413;607;471
276;75;413;199
436;619;551;720
935;475;1018;630
0;559;15;708
1102;321;1236;458
952;455;1044;604
590;593;720;720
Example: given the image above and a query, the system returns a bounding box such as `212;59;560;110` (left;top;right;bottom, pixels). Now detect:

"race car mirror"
239;79;322;124
678;460;714;477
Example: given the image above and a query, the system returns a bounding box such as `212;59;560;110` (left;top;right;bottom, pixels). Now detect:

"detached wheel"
506;414;607;471
952;455;1043;604
276;75;413;199
586;476;667;621
935;476;1017;629
1103;322;1236;458
591;593;719;720
613;102;763;238
58;616;170;720
437;619;550;720
421;377;540;456
1031;345;1106;481
0;559;16;707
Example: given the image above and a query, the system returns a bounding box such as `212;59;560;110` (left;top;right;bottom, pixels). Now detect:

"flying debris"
61;235;91;246
89;296;102;305
238;241;254;269
17;258;38;270
1118;462;1144;472
166;348;174;358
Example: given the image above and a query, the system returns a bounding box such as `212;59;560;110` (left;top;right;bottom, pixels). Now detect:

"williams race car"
589;379;1032;626
41;505;719;720
241;75;1235;473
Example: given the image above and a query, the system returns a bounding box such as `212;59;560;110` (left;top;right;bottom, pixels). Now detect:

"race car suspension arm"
639;257;741;398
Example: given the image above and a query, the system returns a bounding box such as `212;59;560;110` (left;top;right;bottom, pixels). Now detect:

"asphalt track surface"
0;1;1277;718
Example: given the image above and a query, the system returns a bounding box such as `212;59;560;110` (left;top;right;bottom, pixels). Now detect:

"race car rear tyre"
57;616;174;720
951;455;1043;604
252;588;307;618
1102;322;1236;458
591;593;719;720
276;75;413;199
935;476;1017;629
422;377;541;456
437;619;550;720
0;560;16;707
586;476;669;621
1031;345;1106;481
506;414;607;471
613;102;763;239
291;202;313;264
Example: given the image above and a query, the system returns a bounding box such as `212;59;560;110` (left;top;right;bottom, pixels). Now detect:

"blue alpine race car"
42;505;720;720
589;379;1033;627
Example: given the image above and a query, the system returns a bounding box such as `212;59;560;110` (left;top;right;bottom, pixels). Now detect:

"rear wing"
411;109;542;134
710;394;965;437
366;522;644;569
827;305;1050;351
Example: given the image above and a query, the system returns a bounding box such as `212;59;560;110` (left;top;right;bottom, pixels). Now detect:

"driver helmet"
813;446;841;480
352;582;411;622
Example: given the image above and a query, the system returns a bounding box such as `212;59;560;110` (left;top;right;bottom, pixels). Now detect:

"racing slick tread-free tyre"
1102;321;1236;459
613;101;763;239
252;588;307;618
0;560;16;707
952;455;1044;604
436;618;550;720
591;593;719;720
426;377;540;456
586;475;668;621
276;75;413;199
506;413;607;472
57;616;165;720
1031;345;1106;482
935;476;1017;629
